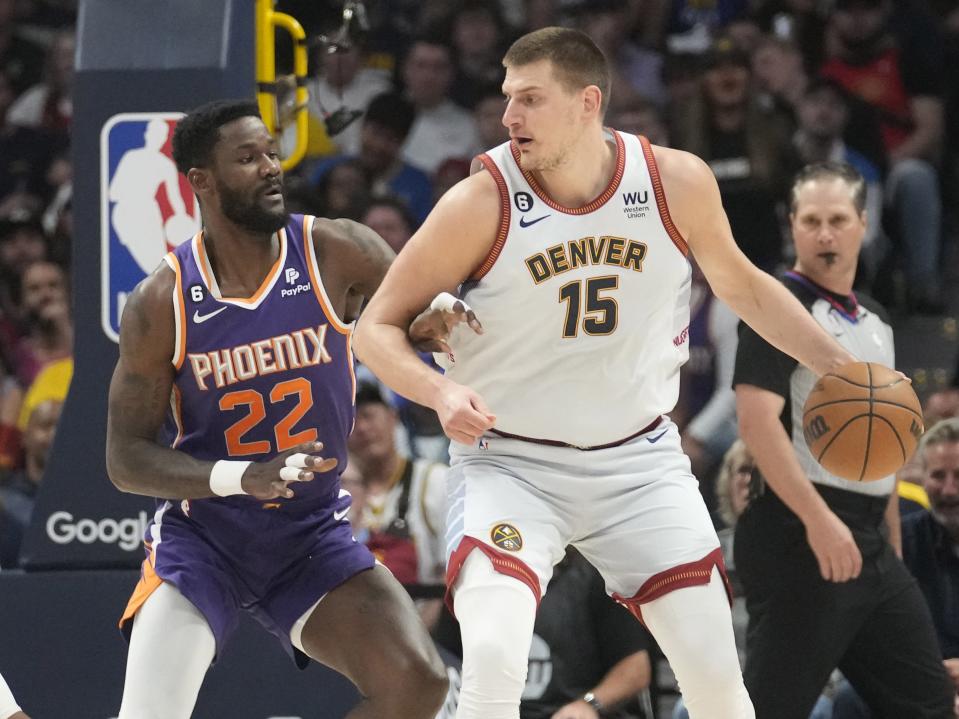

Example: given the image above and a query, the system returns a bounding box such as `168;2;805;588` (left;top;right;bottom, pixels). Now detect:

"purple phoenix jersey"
162;212;355;512
120;214;373;662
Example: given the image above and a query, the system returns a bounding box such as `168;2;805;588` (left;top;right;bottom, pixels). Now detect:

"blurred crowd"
2;0;959;715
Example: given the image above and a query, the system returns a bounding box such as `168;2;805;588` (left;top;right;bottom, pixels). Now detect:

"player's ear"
188;168;212;195
583;85;602;118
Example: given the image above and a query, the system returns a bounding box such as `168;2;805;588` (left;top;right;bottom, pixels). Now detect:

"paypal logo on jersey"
101;113;201;342
281;267;312;297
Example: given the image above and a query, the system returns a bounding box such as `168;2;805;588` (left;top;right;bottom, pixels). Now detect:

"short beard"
218;181;288;234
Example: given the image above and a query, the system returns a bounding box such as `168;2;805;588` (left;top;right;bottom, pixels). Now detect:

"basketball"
802;362;924;482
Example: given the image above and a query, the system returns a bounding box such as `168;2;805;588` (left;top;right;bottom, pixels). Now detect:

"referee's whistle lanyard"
783;270;860;324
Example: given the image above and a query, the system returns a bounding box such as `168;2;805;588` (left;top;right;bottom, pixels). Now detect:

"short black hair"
364;195;417;232
363;92;416;140
790;161;867;214
355;380;389;407
172;99;263;174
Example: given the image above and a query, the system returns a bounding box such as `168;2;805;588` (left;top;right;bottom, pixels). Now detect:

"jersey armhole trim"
638;135;689;257
303;214;353;336
469;154;511;280
164;252;187;369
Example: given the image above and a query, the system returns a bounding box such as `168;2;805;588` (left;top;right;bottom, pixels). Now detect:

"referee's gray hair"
789;161;866;215
919;417;959;463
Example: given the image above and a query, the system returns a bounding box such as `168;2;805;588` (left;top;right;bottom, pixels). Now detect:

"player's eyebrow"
502;84;543;97
232;141;276;154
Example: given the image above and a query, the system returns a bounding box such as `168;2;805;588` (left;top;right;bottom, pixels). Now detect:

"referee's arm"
736;384;863;583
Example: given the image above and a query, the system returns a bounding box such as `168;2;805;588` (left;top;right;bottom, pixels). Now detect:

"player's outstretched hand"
804;509;862;582
437;381;495;445
241;441;338;500
409;292;483;353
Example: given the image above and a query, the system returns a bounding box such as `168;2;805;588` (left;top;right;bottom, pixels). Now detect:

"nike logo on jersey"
333;507;349;521
193;306;228;324
519;214;550;228
646;429;669;443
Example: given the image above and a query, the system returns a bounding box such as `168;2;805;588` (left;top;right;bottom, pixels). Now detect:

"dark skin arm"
312;217;461;348
105;264;335;500
312;218;396;318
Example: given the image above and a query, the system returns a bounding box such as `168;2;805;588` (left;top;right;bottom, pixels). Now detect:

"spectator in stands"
793;78;883;284
821;0;946;314
308;157;370;221
11;261;71;387
0;398;61;568
432;157;471;204
520;549;652;719
347;382;448;624
448;0;510;110
752;0;830;71
471;83;510;153
6;30;74;133
295;25;392;159
927;388;959;426
312;92;433;222
674;263;739;489
401;33;480;175
361;196;416;254
0;205;47;321
0;0;45;96
606;94;669;147
832;417;959;718
570;0;667;108
671;36;796;271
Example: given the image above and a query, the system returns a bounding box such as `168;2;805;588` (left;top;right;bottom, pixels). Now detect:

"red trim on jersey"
470;154;511;280
612;547;730;624
638;135;689;257
509;129;626;215
445;536;542;616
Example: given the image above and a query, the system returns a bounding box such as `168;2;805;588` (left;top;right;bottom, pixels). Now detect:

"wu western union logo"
491;523;523;552
525;235;647;284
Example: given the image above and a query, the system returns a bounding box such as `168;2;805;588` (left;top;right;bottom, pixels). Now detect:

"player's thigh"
573;466;719;599
839;555;954;719
297;564;445;693
447;452;572;597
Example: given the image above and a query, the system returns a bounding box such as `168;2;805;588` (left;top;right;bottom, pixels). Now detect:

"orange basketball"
802;362;924;481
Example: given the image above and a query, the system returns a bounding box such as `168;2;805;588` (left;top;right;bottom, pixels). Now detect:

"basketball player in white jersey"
354;27;863;719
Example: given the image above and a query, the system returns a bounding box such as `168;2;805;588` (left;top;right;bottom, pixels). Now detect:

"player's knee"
382;656;449;717
462;627;530;691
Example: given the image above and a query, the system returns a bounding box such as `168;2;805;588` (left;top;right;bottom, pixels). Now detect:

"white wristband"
210;460;251;497
430;291;472;314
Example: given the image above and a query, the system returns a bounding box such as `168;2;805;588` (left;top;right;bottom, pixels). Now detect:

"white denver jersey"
442;131;692;446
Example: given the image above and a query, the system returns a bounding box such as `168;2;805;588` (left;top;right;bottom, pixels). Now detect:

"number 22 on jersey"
220;377;316;456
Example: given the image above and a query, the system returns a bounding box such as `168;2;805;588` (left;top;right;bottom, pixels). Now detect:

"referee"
732;162;953;719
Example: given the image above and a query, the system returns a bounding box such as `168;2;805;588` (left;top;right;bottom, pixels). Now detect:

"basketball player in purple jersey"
106;100;447;718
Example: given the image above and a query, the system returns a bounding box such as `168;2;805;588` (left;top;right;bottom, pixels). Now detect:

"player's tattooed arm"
332;218;396;299
106;265;217;498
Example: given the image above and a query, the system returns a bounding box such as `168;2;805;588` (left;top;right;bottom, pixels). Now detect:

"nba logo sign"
100;113;201;341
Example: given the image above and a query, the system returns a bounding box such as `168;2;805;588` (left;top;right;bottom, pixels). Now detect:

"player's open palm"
241;441;338;500
409;292;483;353
437;381;495;445
805;510;862;582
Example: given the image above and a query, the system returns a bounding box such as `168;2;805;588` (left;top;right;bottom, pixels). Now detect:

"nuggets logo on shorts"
491;523;523;552
100;112;201;342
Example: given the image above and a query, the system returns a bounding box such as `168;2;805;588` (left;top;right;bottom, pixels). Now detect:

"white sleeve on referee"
0;671;23;719
686;298;739;447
